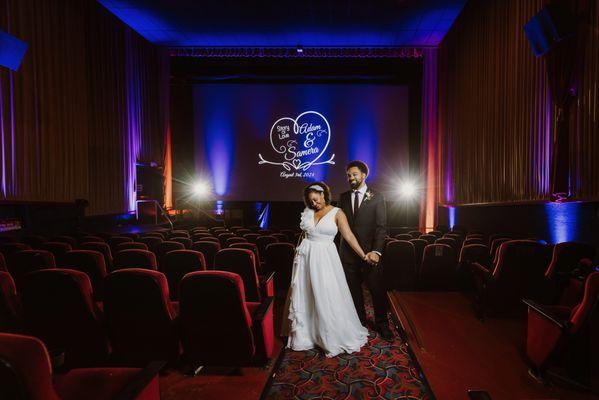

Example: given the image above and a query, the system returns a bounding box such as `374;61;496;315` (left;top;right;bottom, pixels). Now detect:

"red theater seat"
409;239;427;268
103;269;179;365
395;233;414;241
7;250;56;288
408;230;422;239
256;235;279;260
154;241;185;268
243;233;260;243
179;271;274;367
191;232;214;242
191;241;221;269
226;236;248;247
137;236;163;251
419;234;436;244
0;272;21;332
524;272;599;387
231;242;261;269
545;242;596;279
0;333;161;400
383;240;417;290
114;249;158;271
162;250;206;300
170;230;190;239
80;236;104;244
21;234;48;248
62;250;108;300
435;237;460;256
41;242;72;265
115;241;149;252
80;242;113;272
0;253;5;272
171;237;192;249
271;233;289;243
419;244;458;290
472;240;552;316
108;236;134;250
52;236;78;248
0;242;32;257
264;242;295;294
214;248;274;301
20;269;109;367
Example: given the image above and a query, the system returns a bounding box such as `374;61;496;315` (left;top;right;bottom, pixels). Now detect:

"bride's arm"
336;209;367;261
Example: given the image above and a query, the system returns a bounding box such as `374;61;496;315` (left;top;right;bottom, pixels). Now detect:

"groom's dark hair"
303;181;332;209
346;160;369;176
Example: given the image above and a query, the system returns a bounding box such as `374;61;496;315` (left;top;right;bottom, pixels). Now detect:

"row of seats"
0;267;274;369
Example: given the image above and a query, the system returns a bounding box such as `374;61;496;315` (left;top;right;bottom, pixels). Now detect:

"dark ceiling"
97;0;467;47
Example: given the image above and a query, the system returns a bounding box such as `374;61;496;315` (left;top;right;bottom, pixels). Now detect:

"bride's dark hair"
303;181;332;209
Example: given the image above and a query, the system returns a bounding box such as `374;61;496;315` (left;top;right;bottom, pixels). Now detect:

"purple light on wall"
124;31;143;212
445;131;453;203
544;202;580;244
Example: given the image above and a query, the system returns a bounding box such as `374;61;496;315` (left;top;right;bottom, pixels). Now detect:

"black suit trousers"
342;260;387;327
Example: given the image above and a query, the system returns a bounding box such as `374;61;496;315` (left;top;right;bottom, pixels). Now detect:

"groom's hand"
365;252;380;266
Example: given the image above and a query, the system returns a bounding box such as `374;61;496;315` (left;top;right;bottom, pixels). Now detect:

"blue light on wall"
544;202;581;244
447;206;456;229
256;202;270;229
347;115;377;180
195;88;234;196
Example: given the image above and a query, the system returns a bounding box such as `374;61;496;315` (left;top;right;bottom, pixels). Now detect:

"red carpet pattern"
263;290;433;399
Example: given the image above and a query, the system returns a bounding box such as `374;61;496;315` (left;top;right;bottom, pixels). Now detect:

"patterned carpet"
263;290;433;399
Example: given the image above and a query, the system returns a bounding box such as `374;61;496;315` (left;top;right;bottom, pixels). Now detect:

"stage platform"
388;291;598;400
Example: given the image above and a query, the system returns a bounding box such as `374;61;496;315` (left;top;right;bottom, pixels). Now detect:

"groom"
338;160;393;340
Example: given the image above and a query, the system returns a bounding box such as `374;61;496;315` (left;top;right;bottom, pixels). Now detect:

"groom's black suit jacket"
338;187;387;264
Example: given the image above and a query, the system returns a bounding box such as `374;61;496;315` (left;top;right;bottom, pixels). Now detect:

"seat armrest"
523;299;567;329
252;296;274;323
114;361;166;400
259;271;275;297
471;262;493;281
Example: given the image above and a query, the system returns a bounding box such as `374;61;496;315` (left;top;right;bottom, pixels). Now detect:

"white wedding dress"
286;206;369;357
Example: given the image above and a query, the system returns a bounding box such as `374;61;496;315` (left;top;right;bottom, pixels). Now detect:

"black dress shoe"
377;325;394;341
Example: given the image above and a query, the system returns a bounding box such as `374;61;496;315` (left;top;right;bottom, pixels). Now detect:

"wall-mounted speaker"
0;30;28;71
524;4;576;57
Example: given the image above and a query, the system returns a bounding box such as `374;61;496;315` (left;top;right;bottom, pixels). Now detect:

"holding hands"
363;251;380;266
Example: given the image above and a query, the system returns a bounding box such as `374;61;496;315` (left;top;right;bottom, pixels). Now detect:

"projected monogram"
258;111;335;177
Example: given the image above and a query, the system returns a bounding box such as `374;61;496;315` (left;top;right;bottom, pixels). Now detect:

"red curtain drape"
0;0;169;215
437;0;599;205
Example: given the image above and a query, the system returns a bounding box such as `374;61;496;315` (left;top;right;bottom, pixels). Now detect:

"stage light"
192;181;211;198
398;180;418;199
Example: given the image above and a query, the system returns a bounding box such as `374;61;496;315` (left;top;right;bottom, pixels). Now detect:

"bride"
284;181;370;357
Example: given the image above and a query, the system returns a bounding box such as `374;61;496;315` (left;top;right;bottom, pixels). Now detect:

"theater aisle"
262;288;434;399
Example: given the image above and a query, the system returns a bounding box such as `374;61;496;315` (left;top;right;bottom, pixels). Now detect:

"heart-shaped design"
268;111;331;171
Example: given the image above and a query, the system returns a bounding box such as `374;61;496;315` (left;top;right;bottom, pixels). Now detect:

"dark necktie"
353;190;360;216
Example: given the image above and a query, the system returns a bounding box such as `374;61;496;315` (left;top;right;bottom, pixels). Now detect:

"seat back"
570;272;599;333
137;236;163;250
214;248;261;302
40;242;72;265
419;244;457;290
179;271;254;365
108;236;134;250
162;250;206;300
243;233;260;243
171;237;192;249
79;241;113;269
62;250;107;300
264;243;294;292
256;236;278;258
546;242;596;278
0;333;60;400
226;237;248;247
383;240;416;290
104;269;179;364
491;240;552;307
409;239;427;268
191;241;221;269
52;236;77;248
0;272;21;332
154;241;185;269
395;233;413;241
490;237;512;261
231;242;261;267
115;241;149;252
20;269;109;367
463;237;485;246
435;237;460;256
408;230;422;239
459;244;492;269
419;234;436;244
7;250;56;288
113;249;158;271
